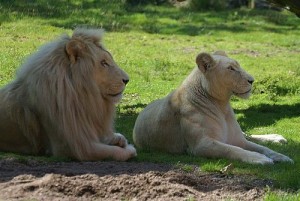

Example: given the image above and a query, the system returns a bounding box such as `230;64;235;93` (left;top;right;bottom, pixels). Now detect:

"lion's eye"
101;60;110;67
228;66;235;71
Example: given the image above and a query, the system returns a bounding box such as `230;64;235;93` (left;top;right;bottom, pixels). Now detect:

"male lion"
133;51;293;164
0;28;137;161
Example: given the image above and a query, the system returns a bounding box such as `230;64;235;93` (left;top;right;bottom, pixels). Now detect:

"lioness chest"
179;93;242;146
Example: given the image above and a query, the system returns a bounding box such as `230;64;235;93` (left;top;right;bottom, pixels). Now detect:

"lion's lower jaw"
237;92;251;99
110;93;123;103
105;91;124;103
233;91;251;99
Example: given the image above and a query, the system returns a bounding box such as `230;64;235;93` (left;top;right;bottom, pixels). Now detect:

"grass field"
0;0;299;199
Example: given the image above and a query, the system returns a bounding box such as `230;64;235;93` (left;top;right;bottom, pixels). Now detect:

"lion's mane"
0;28;134;160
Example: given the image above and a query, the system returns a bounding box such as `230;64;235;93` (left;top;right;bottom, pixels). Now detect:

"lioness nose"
248;79;254;85
123;79;129;85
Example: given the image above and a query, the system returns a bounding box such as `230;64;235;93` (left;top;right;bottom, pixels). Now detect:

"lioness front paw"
267;152;294;163
244;152;274;165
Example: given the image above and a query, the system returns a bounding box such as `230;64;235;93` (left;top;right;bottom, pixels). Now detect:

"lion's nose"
248;79;254;85
123;79;129;85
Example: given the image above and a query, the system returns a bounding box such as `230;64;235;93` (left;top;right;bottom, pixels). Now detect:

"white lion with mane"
0;28;136;161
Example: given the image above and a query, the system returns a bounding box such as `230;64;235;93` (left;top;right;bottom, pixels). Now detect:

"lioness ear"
196;53;215;73
66;39;86;63
213;50;228;57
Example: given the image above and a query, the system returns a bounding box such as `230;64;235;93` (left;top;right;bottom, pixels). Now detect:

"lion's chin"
109;92;123;103
233;89;251;99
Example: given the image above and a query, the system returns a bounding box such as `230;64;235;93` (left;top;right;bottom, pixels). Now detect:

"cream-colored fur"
133;51;293;165
0;28;136;161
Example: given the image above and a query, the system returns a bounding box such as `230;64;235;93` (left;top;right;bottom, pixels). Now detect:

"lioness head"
196;51;254;100
66;28;129;103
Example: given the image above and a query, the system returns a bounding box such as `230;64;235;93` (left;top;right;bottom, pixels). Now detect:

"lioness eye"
228;66;235;71
101;60;109;67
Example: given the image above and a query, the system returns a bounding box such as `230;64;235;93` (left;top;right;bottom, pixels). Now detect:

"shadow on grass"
235;103;300;131
115;103;147;143
0;0;298;35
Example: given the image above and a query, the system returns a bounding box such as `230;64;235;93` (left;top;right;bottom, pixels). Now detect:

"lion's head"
195;51;254;100
65;28;129;103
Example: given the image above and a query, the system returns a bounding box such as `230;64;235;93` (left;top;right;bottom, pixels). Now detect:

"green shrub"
126;0;167;6
188;0;229;11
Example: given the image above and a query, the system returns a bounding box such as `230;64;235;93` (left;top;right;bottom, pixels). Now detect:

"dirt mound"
0;158;272;200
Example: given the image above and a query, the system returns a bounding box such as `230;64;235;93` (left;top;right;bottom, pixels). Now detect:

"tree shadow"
0;0;298;35
235;103;300;132
115;103;147;143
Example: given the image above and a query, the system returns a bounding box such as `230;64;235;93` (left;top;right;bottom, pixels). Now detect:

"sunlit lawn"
0;0;299;199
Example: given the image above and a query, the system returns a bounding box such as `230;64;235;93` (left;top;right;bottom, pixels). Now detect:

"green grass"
264;190;300;201
0;0;299;199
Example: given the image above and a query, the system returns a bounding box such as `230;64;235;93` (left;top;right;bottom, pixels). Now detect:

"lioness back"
133;92;187;153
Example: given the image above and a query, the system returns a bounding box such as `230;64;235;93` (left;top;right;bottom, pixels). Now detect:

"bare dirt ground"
0;158;273;201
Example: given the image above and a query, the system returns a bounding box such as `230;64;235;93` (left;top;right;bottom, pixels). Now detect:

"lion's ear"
66;39;86;63
196;53;216;73
213;50;228;57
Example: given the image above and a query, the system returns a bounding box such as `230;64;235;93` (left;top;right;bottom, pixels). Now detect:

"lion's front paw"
126;144;137;158
110;133;128;148
113;144;137;161
243;152;274;165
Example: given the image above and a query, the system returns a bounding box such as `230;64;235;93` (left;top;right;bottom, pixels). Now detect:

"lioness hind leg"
249;134;287;144
243;140;293;163
191;138;274;165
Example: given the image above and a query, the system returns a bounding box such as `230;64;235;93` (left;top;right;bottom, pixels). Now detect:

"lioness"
133;51;293;164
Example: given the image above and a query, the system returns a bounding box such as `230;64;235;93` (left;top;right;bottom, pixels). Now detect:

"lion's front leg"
89;142;137;161
106;133;128;148
242;140;293;163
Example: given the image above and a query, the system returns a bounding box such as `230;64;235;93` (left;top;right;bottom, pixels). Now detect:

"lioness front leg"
242;140;293;163
191;137;274;165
